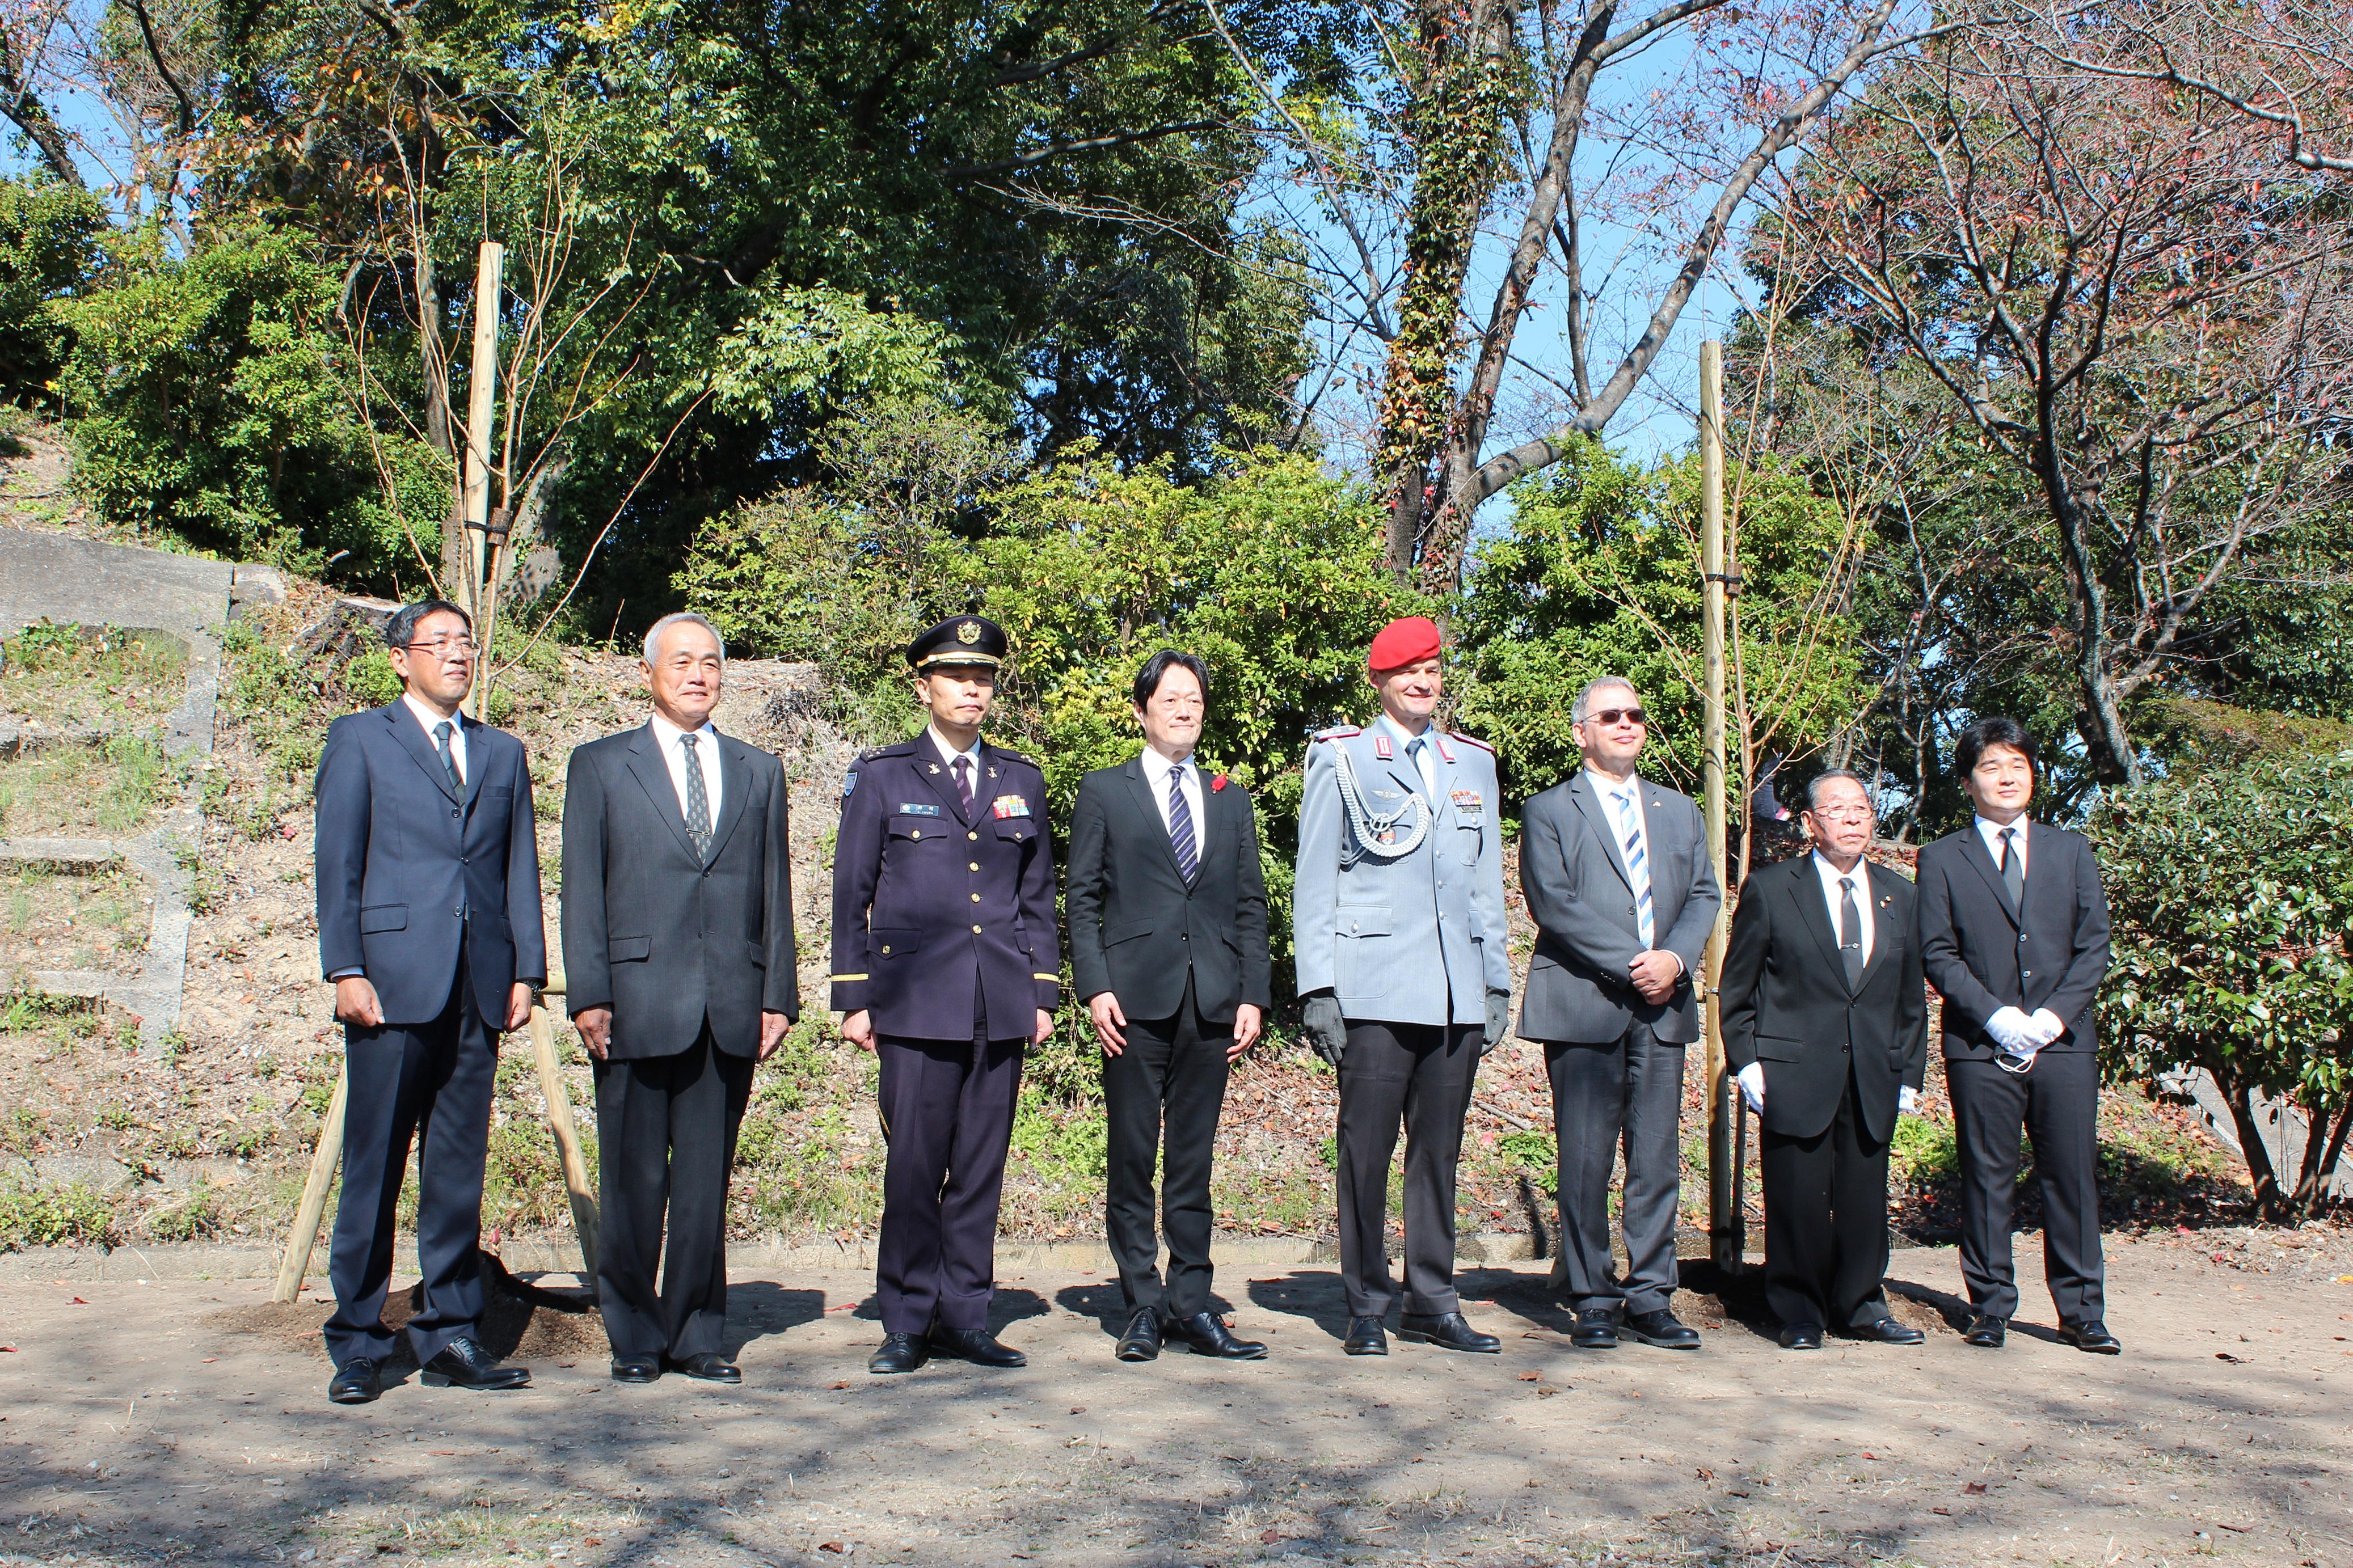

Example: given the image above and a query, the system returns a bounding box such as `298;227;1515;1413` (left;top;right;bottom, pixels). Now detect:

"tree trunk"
2218;1071;2288;1222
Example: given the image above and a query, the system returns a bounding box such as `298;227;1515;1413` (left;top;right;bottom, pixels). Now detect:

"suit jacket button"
451;809;461;818
2022;969;2033;978
2018;933;2028;944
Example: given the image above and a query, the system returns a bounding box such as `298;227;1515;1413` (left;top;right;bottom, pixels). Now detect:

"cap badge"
958;620;982;644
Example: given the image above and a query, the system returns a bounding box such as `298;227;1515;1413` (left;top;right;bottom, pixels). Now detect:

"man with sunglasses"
1916;717;2116;1353
314;599;545;1405
1516;678;1721;1352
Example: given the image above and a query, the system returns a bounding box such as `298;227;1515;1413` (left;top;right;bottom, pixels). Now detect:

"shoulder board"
1449;731;1494;754
989;747;1038;768
860;741;918;762
1313;725;1360;742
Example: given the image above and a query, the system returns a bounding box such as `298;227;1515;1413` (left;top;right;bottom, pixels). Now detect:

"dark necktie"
680;732;712;861
1838;874;1864;991
432;720;462;793
1998;827;2024;912
1406;734;1428;797
953;755;975;817
1167;763;1199;882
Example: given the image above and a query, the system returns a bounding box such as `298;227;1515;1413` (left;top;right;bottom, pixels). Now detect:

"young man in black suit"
561;611;798;1387
313;599;544;1405
1719;770;1927;1350
1916;717;2118;1353
1065;650;1274;1363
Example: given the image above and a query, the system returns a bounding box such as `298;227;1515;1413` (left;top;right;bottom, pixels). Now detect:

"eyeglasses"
1582;708;1646;727
399;637;477;660
1810;806;1876;823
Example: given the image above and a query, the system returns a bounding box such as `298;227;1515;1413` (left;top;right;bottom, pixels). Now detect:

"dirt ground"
3;1231;2350;1568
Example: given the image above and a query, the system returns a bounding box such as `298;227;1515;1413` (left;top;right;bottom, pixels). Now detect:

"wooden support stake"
528;974;600;1284
459;240;504;719
273;1063;348;1304
1700;339;1742;1274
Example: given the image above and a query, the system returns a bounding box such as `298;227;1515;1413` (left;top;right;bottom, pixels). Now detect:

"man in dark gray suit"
1916;716;2116;1354
1516;677;1721;1351
314;598;544;1405
1066;650;1273;1364
562;612;798;1385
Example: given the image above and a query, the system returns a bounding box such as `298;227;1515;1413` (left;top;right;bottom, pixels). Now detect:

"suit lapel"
700;733;752;863
1857;863;1904;986
912;732;970;823
1123;756;1188;881
1788;858;1850;989
383;703;461;804
1959;826;2022;928
459;716;488;814
1569;774;1635;894
623;724;702;864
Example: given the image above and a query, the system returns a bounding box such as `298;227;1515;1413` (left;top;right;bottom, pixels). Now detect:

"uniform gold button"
972;924;982;933
881;945;892;955
969;862;980;872
968;831;979;840
910;830;922;840
971;892;981;902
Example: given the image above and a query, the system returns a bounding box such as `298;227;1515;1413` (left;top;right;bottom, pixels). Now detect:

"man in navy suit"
314;599;545;1405
830;616;1060;1375
1065;650;1274;1363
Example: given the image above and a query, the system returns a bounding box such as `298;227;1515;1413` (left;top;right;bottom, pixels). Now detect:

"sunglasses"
1582;708;1646;727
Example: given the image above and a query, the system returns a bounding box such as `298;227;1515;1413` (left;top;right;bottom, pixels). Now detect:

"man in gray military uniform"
1295;616;1512;1358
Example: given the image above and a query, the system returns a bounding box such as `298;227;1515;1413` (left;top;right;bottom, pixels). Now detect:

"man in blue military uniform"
1295;616;1513;1359
830;616;1060;1375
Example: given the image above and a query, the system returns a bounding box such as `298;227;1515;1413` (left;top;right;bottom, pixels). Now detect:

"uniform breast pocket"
871;928;923;961
1335;906;1392;1000
888;813;946;844
994;816;1035;848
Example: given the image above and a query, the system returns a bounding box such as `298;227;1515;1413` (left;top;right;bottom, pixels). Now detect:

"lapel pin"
927;763;941;774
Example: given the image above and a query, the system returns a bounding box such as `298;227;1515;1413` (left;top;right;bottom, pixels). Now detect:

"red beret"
1367;615;1443;673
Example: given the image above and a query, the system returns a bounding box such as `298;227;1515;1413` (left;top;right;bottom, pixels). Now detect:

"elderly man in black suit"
314;598;545;1405
1916;716;2117;1354
562;611;798;1387
1066;650;1274;1364
1720;770;1927;1350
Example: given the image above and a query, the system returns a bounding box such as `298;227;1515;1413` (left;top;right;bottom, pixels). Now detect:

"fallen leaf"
1863;1452;1878;1460
1932;1506;1953;1516
1964;1482;1987;1495
1517;1371;1540;1382
583;1539;600;1548
1260;1530;1283;1545
430;1451;454;1456
819;1544;845;1555
201;1357;216;1363
2216;1352;2247;1364
0;1346;15;1353
829;1381;851;1391
2217;1522;2253;1533
70;1297;87;1305
1696;1467;1715;1481
1069;1407;1085;1415
1536;1384;1559;1397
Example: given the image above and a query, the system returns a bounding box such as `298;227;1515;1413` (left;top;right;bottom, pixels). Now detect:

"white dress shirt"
1587;765;1665;956
1377;713;1439;799
1975;814;2030;875
1810;851;1875;967
1137;744;1206;838
650;712;722;821
403;691;467;784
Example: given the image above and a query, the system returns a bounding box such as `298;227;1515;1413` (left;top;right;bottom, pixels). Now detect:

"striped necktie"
1615;787;1655;948
1167;763;1199;882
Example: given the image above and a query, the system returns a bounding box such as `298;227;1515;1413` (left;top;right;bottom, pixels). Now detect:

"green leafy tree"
2090;750;2353;1219
0;177;107;404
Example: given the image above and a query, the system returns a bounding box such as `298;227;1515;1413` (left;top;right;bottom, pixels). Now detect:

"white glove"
2028;1008;2067;1047
1898;1085;1920;1116
1737;1062;1765;1113
1985;1005;2036;1053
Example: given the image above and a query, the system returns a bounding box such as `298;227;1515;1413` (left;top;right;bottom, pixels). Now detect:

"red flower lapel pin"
1211;773;1229;793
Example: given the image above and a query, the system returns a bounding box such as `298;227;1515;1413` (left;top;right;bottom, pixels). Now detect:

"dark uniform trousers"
1760;1073;1893;1331
1548;1023;1686;1316
875;1011;1025;1336
1336;1020;1481;1318
325;953;495;1368
1948;1050;2105;1323
592;1026;754;1360
1102;975;1231;1320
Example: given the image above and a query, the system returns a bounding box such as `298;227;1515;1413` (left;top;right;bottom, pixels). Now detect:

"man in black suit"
1916;716;2118;1354
314;599;544;1405
562;612;798;1387
830;616;1060;1375
1720;770;1928;1350
1066;650;1274;1364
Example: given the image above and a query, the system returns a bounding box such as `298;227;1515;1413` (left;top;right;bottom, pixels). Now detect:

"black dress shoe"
2060;1319;2122;1354
1397;1311;1501;1354
1115;1308;1162;1363
1570;1307;1620;1350
1847;1317;1925;1346
1963;1315;2007;1349
1166;1312;1268;1359
868;1333;930;1375
668;1353;741;1383
1778;1323;1823;1350
420;1337;530;1391
930;1326;1027;1368
1343;1316;1388;1355
610;1355;661;1384
327;1356;381;1405
1620;1309;1701;1350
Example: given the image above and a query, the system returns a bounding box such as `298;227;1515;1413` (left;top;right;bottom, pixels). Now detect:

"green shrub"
0;177;107;405
1888;1115;1959;1189
0;1177;115;1249
54;227;446;579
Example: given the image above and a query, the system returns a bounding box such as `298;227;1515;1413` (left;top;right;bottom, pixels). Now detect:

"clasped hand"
1986;1005;2067;1057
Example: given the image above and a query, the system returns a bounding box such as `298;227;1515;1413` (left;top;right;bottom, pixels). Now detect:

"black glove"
1482;989;1512;1054
1301;992;1348;1067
